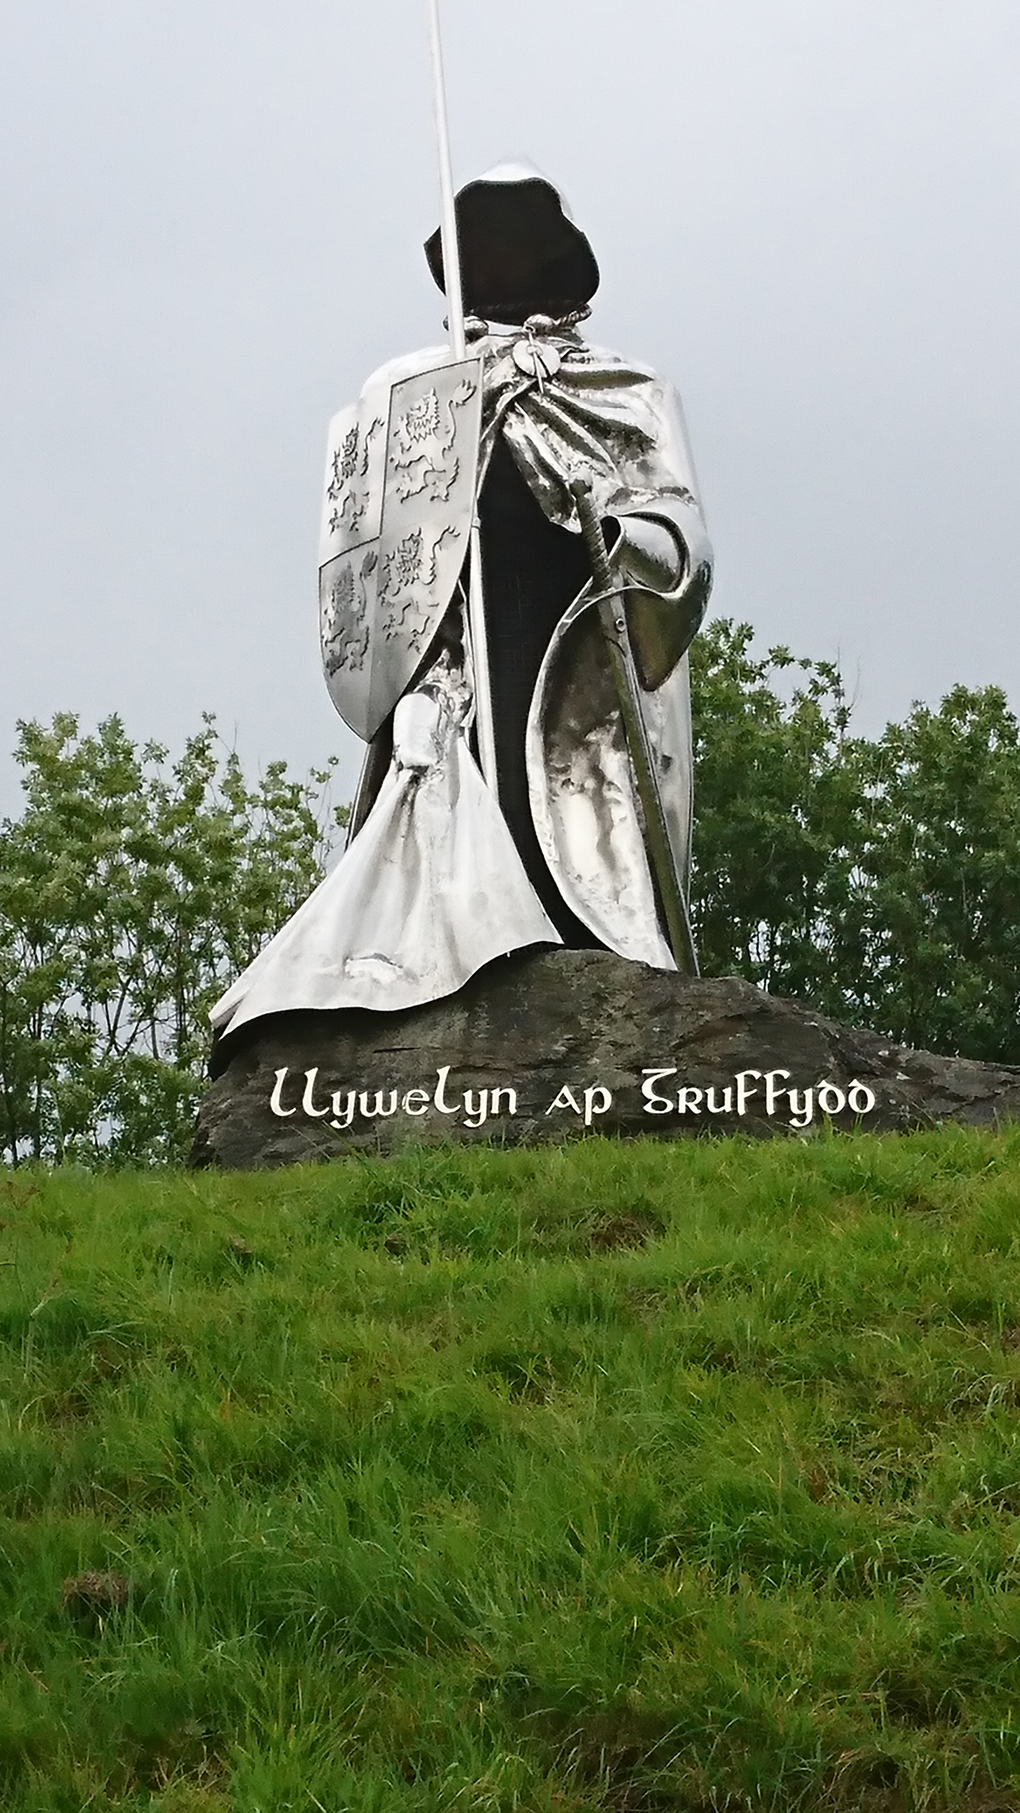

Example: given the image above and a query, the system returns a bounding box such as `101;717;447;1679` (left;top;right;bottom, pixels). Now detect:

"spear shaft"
426;0;466;360
425;0;498;796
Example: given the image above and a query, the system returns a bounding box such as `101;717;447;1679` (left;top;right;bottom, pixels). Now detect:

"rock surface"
190;949;1020;1170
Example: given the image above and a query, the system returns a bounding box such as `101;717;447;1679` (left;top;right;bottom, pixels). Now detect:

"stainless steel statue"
212;163;713;1041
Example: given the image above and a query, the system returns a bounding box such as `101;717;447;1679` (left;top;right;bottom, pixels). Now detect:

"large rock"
189;950;1020;1170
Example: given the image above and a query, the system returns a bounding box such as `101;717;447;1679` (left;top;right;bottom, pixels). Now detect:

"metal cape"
349;328;713;970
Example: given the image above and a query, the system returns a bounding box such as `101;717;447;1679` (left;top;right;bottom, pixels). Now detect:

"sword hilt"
571;477;616;600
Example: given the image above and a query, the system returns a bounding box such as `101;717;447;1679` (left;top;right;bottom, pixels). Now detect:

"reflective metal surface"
212;639;560;1036
492;317;709;967
527;596;694;971
213;176;715;1032
571;476;698;974
319;356;482;741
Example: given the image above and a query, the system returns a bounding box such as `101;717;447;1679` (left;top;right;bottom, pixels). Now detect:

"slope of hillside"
2;1130;1020;1811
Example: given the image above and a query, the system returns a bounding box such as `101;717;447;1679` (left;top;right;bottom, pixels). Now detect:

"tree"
0;715;344;1167
855;687;1020;1062
689;621;1020;1064
688;618;869;1012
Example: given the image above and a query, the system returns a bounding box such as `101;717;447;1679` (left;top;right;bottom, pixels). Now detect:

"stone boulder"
189;949;1020;1170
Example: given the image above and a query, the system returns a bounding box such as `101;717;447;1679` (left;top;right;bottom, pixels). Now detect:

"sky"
1;0;1018;815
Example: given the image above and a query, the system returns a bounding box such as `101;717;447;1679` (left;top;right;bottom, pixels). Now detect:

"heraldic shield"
318;357;483;741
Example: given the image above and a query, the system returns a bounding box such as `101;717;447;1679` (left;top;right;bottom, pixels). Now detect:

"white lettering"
463;1088;489;1129
584;1085;612;1126
330;1089;357;1130
642;1068;678;1114
816;1081;846;1117
433;1066;459;1115
277;1067;871;1132
359;1090;398;1119
269;1067;297;1118
734;1070;761;1115
788;1087;814;1129
546;1085;583;1117
764;1069;791;1115
301;1067;331;1119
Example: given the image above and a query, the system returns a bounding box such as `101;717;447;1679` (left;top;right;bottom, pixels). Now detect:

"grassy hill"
2;1128;1020;1812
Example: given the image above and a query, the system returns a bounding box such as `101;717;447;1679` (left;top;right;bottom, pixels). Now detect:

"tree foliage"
689;620;1020;1064
689;620;865;1009
0;714;343;1167
1;628;1018;1166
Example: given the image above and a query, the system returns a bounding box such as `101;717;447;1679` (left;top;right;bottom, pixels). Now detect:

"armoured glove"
605;514;686;593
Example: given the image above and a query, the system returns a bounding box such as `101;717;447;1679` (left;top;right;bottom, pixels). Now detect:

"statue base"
189;949;1020;1170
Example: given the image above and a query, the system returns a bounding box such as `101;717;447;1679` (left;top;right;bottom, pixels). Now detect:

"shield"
318;356;483;741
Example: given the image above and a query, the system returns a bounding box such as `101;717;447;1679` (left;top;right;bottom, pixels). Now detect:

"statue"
211;162;713;1044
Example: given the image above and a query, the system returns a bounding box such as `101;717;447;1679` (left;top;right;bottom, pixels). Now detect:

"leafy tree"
856;687;1020;1062
690;622;1020;1064
688;618;870;1011
0;714;344;1167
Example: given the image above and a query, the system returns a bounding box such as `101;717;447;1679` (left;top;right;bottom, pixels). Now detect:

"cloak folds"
211;325;712;1039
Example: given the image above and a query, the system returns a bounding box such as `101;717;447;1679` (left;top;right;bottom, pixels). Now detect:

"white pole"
425;0;499;797
427;0;466;361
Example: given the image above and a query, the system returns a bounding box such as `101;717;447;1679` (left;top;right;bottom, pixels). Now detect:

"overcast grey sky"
2;0;1018;813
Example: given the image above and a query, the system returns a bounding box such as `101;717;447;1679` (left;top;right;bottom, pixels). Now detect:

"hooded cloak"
212;164;712;1040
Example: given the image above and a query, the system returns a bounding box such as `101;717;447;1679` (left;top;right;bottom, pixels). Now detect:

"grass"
1;1128;1020;1810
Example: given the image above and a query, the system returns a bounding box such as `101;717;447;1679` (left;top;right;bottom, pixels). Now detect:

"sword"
426;0;498;798
570;478;699;976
